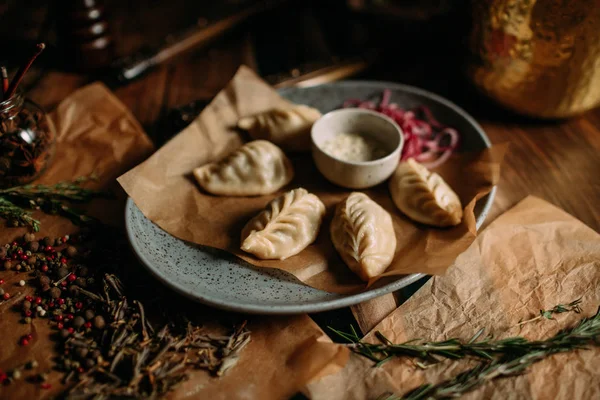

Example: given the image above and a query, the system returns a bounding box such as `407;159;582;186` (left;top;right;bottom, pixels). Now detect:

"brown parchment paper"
118;65;505;294
305;196;600;400
0;83;348;400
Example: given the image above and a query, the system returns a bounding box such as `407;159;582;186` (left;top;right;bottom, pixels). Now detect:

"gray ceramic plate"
125;81;495;315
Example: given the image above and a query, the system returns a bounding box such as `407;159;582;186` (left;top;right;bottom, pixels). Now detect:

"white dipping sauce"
321;132;388;162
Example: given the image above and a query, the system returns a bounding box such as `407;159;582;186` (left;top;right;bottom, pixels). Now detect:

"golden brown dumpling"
330;192;396;281
241;188;326;260
237;105;322;151
193;140;294;196
389;158;462;227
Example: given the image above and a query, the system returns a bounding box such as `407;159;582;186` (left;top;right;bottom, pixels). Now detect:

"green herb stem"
372;307;600;400
0;176;110;231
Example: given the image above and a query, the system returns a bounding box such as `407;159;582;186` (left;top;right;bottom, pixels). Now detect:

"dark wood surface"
1;0;599;335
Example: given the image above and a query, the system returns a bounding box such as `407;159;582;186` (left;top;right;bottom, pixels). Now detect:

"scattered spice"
0;229;250;397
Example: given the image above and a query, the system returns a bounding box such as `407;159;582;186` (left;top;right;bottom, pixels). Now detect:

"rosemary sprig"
517;298;583;326
365;307;600;400
329;299;592;367
0;176;110;231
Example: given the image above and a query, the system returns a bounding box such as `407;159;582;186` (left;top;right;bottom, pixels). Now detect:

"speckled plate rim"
124;80;496;314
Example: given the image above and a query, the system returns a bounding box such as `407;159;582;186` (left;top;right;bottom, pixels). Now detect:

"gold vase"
467;0;600;119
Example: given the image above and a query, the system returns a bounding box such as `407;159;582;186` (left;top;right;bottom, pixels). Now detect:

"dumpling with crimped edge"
193;140;294;196
240;187;326;260
389;158;462;227
237;104;322;151
330;192;396;282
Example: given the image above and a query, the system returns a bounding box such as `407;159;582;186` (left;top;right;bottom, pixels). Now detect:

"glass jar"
0;92;56;187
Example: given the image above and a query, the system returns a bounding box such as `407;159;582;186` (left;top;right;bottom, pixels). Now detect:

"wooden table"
2;0;599;334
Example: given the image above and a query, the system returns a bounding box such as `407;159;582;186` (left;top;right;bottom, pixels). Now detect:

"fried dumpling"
389;158;462;227
237;105;322;151
193;140;294;196
330;192;396;281
241;188;326;260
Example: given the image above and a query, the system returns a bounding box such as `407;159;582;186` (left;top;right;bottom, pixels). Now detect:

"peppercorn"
60;329;70;338
43;237;52;247
41;283;50;292
75;347;88;358
73;316;85;329
75;277;87;288
11;369;21;380
56;267;69;279
39;372;48;381
84;309;95;320
27;360;39;369
24;317;32;324
3;260;12;270
27;256;36;265
28;241;39;252
54;238;62;247
93;315;105;329
71;360;80;369
18;280;25;287
49;287;61;299
22;300;32;310
84;358;95;368
0;288;4;296
39;275;51;286
91;349;101;359
78;267;89;277
65;246;77;258
69;285;80;295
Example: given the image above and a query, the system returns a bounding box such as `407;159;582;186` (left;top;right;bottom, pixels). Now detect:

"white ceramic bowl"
311;108;404;189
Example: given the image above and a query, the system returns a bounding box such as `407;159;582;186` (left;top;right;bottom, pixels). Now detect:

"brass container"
467;0;600;119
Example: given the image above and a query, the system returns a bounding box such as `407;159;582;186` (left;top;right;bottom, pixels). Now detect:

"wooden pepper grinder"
54;0;115;71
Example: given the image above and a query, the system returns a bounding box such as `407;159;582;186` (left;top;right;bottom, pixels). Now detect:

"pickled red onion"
342;89;460;168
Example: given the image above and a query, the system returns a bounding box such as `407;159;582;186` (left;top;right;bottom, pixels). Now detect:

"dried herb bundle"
66;274;250;399
0;177;109;231
376;307;600;400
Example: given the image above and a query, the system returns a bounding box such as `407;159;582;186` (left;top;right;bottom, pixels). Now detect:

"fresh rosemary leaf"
517;297;583;326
